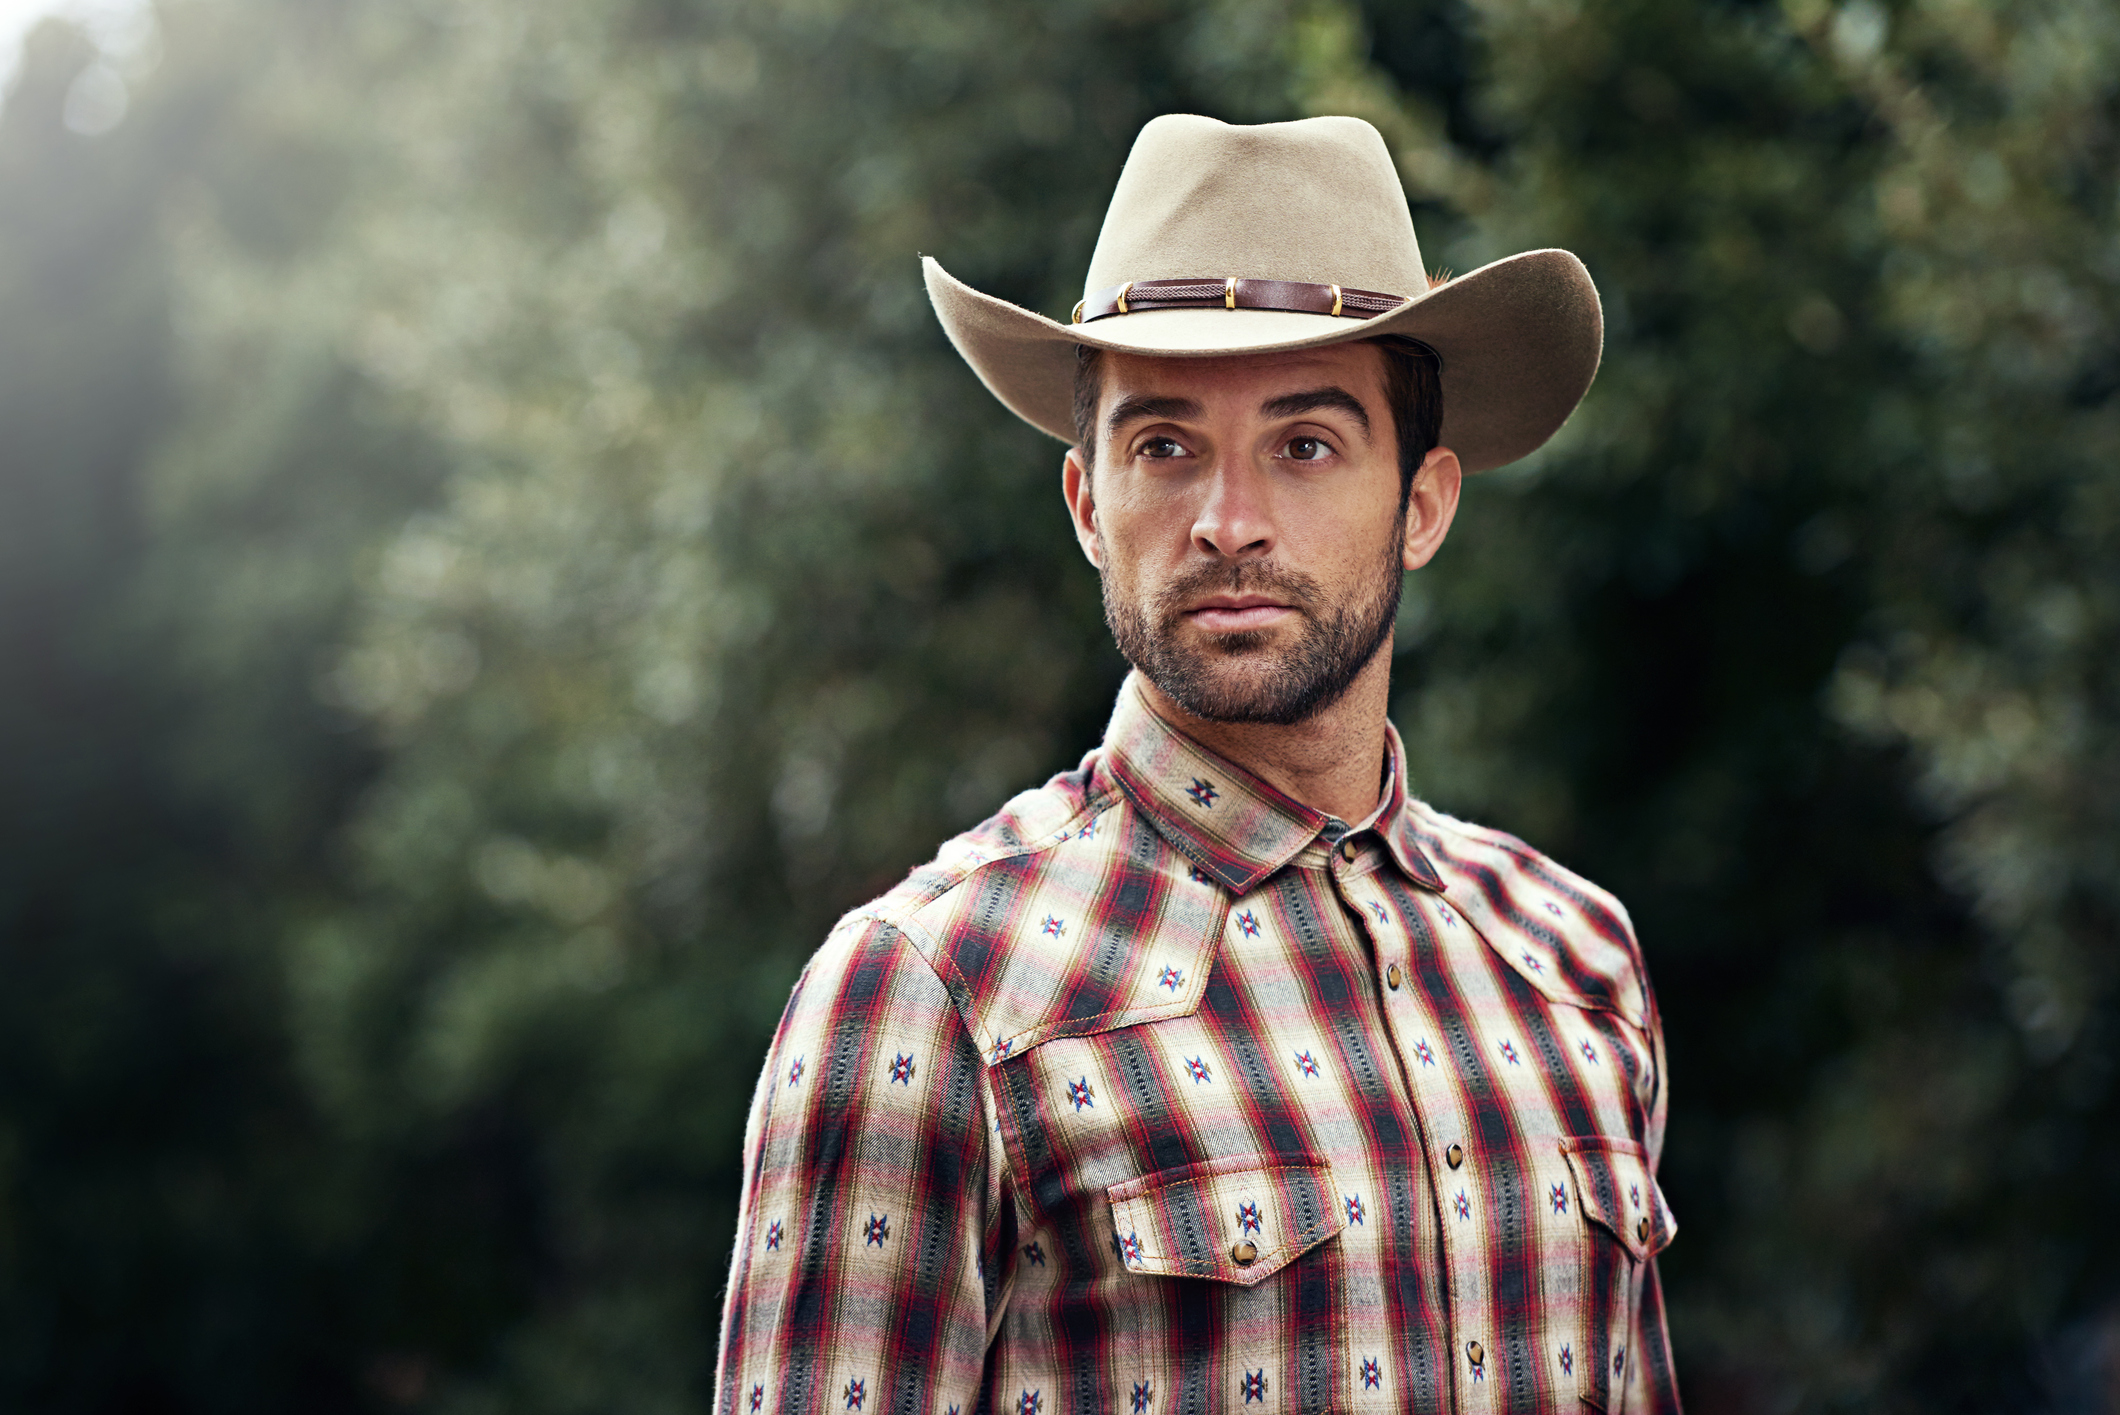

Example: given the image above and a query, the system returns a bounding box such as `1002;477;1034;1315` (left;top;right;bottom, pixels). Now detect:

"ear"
1402;446;1462;571
1063;446;1102;569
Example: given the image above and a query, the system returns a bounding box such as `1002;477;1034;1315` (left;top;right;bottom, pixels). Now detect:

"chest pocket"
1106;1154;1345;1287
1557;1137;1676;1412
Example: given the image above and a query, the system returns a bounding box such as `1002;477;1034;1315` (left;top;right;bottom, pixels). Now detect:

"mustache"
1150;560;1325;623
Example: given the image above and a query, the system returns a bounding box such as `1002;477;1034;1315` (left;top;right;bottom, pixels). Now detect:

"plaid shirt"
717;676;1680;1415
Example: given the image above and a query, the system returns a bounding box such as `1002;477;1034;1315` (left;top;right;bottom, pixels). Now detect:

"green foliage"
0;0;2114;1409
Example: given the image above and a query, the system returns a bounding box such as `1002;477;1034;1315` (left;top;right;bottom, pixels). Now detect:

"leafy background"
1;0;2116;1408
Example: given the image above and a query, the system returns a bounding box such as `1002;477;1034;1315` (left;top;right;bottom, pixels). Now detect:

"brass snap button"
1230;1241;1258;1266
1340;839;1357;862
1385;963;1403;990
1446;1143;1463;1169
1466;1340;1484;1367
1637;1216;1650;1243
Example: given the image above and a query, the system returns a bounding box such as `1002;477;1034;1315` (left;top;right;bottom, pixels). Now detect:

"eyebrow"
1259;386;1371;437
1104;394;1203;439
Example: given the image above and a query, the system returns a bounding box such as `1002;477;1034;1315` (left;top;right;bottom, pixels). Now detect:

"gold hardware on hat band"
1071;300;1084;325
1072;277;1406;324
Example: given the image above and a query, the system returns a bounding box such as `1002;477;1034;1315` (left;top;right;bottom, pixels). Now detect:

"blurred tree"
0;14;374;1411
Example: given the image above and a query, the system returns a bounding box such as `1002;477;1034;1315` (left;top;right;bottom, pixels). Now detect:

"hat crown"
1083;115;1426;297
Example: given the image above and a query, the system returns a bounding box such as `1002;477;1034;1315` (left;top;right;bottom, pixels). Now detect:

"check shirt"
717;676;1681;1415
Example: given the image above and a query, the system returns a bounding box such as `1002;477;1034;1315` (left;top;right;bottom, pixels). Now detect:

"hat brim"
923;248;1602;474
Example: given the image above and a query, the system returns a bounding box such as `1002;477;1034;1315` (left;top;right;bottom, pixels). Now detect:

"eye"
1283;435;1333;462
1139;436;1187;459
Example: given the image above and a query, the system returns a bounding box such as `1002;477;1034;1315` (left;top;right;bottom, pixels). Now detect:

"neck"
1136;654;1394;823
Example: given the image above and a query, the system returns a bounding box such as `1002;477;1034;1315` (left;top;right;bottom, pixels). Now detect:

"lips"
1183;595;1297;633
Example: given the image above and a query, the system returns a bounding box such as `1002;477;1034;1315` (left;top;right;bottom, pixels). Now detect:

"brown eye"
1286;436;1329;461
1142;437;1184;458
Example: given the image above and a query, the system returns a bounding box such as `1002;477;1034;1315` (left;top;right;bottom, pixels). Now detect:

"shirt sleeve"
715;919;1006;1415
1630;919;1684;1414
1630;1256;1684;1413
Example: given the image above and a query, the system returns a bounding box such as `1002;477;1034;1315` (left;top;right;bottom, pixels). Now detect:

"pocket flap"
1560;1136;1676;1263
1107;1154;1345;1288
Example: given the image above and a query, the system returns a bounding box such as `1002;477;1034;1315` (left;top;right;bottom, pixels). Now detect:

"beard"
1102;519;1407;726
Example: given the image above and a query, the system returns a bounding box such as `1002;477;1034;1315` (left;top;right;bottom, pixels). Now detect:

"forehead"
1098;343;1387;411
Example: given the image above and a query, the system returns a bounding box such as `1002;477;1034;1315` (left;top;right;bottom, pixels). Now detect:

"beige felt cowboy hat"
923;113;1602;473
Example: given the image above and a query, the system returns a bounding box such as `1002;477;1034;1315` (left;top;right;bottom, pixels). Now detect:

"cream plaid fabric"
717;675;1680;1414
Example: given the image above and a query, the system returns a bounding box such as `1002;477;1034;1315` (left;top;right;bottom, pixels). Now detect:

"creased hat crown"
1084;115;1426;296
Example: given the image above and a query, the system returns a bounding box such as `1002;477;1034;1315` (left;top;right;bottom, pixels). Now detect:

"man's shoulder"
1401;798;1658;1032
810;758;1225;1064
844;762;1110;933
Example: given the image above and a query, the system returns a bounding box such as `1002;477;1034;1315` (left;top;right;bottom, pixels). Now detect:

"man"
716;115;1680;1414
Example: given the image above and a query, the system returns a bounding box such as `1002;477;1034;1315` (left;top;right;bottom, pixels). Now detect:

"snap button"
1466;1340;1484;1368
1230;1241;1258;1266
1446;1143;1463;1169
1385;963;1403;990
1637;1216;1650;1243
1340;839;1357;861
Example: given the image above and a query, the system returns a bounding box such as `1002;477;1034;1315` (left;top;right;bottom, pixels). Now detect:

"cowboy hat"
923;113;1602;473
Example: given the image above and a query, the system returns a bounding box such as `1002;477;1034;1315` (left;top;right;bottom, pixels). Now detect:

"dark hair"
1071;337;1443;506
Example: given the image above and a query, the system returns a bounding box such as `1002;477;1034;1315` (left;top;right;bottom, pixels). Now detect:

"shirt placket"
1332;840;1491;1415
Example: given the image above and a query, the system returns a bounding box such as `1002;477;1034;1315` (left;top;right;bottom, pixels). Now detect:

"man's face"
1063;343;1460;726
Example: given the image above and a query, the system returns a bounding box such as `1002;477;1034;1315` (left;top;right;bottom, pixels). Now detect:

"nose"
1188;453;1274;561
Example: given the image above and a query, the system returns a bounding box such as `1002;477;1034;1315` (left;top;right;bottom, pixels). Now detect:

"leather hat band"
1072;277;1407;325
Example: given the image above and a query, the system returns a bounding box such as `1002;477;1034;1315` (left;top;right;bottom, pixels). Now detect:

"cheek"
1095;484;1192;562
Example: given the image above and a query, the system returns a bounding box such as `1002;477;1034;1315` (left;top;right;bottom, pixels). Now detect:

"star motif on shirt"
1630;1183;1642;1209
1022;1241;1046;1267
749;1383;763;1411
1158;965;1185;991
1040;914;1066;938
787;1055;805;1087
1343;1193;1365;1225
1360;1359;1382;1390
1560;1343;1574;1375
1580;1037;1600;1064
1188;865;1214;884
1078;817;1099;841
1184;1056;1212;1084
1130;1381;1153;1412
990;1035;1013;1061
1294;1049;1319;1077
765;1219;783;1251
1520;950;1545;974
1550;1183;1569;1214
1235;910;1261;938
1237;1201;1262;1235
1120;1231;1143;1265
1614;1348;1626;1377
1498;1039;1522;1065
1017;1390;1042;1415
1184;777;1219;808
1543;899;1565;917
1067;1077;1094;1111
888;1052;915;1084
1453;1190;1470;1220
1367;900;1389;925
1437;902;1459;927
844;1378;866;1411
863;1213;889;1247
1413;1039;1436;1066
1240;1370;1266;1403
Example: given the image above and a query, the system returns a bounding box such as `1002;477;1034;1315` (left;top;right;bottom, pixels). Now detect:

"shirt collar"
1100;673;1446;895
